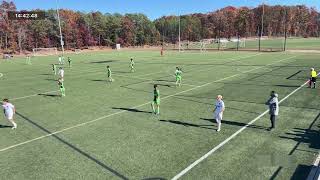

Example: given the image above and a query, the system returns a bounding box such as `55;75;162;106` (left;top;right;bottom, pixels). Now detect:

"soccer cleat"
12;126;17;130
216;128;221;132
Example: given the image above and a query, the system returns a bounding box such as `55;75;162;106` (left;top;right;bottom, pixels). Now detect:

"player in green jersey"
107;65;114;82
130;58;135;72
175;67;182;87
67;57;72;68
52;64;57;75
151;84;160;115
58;78;66;97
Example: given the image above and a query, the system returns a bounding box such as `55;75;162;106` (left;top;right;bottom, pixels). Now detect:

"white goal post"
32;48;58;56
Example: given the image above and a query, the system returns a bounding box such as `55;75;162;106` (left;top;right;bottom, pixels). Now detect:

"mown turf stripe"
0;56;296;154
171;72;319;180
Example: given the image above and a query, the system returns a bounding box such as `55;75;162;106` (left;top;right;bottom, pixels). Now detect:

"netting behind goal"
33;48;58;56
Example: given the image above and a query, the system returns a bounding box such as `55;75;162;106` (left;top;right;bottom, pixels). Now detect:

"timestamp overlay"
7;11;46;20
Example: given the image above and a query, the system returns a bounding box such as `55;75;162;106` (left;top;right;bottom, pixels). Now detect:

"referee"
309;68;317;89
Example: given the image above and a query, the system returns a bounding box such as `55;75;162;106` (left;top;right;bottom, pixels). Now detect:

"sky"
11;0;320;20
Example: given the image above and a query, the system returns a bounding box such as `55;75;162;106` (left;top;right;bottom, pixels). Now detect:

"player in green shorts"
151;84;160;115
130;58;135;72
107;65;114;82
175;67;182;87
52;64;57;75
67;57;72;68
58;78;65;97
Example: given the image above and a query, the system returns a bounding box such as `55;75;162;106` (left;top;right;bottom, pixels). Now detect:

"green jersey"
175;70;182;77
154;89;160;100
107;68;112;77
58;81;64;89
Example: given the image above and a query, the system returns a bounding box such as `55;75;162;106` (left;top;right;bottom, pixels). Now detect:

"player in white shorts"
213;95;225;132
58;67;64;81
2;98;17;129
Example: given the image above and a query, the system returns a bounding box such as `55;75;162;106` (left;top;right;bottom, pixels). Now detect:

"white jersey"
2;103;15;117
58;57;62;62
59;69;64;77
214;100;225;115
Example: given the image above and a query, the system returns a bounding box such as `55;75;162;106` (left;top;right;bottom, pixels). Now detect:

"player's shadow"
200;118;268;130
280;112;320;155
275;84;301;88
112;107;152;114
15;111;129;180
44;78;57;81
0;125;12;128
91;79;106;83
159;119;215;130
90;60;118;64
39;73;52;76
38;93;60;97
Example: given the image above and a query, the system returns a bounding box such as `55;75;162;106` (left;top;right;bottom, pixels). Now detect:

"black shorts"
311;77;317;82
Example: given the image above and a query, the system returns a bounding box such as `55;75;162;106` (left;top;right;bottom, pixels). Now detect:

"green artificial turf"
0;50;319;179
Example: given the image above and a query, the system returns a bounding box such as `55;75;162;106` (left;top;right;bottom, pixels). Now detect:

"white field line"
10;90;59;101
0;56;296;153
113;74;201;87
6;53;262;99
171;72;319;180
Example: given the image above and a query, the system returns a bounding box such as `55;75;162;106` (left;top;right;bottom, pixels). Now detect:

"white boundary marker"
0;56;296;153
171;72;320;180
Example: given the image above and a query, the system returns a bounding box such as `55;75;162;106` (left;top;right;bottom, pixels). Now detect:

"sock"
151;103;155;113
157;106;160;114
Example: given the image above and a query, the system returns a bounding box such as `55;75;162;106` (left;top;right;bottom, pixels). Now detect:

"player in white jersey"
58;56;62;65
2;99;17;129
213;95;225;132
58;67;64;81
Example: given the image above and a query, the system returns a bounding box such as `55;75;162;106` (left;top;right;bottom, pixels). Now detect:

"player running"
58;67;64;81
175;67;182;87
67;57;72;68
309;68;317;88
213;95;225;132
52;64;57;75
2;98;17;129
107;66;114;82
130;58;135;72
151;85;160;115
58;78;66;97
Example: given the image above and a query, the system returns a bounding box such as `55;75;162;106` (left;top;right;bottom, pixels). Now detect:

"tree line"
0;1;319;52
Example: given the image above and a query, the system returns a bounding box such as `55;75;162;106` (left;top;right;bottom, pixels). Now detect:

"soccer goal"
33;48;58;56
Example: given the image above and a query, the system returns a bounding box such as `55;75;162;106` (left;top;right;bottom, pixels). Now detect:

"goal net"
33;48;58;56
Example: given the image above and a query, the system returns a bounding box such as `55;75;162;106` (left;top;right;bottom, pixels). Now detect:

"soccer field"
0;50;319;179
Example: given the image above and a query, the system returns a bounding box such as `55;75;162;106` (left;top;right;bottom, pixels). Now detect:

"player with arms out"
175;67;182;87
58;78;66;97
107;65;114;82
2;98;17;129
151;85;160;115
130;58;135;72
